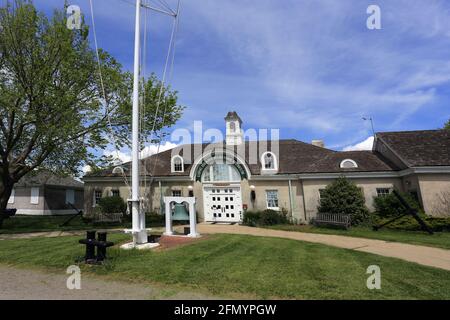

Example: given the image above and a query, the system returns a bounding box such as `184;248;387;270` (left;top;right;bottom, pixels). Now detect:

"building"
83;112;450;223
7;171;84;216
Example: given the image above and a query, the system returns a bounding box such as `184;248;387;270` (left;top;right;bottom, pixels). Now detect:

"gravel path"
0;265;220;300
197;224;450;271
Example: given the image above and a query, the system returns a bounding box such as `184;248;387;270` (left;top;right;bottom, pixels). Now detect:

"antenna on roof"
362;116;376;137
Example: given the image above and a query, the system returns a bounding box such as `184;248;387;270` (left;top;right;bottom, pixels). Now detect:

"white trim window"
111;189;120;198
261;152;278;174
8;189;15;204
172;190;182;197
30;187;39;205
93;190;102;207
318;189;326;200
171;155;184;173
340;159;358;169
66;189;75;205
376;188;391;198
266;190;279;210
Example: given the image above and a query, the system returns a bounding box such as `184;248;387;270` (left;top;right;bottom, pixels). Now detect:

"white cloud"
140;142;178;158
183;0;450;133
343;136;375;151
82;165;92;174
103;142;178;165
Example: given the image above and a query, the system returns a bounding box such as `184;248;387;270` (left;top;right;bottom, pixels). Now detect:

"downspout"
300;179;307;222
288;179;294;222
159;180;164;216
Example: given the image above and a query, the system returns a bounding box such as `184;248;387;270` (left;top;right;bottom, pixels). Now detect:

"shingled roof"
305;151;400;173
86;139;400;178
16;171;84;188
377;130;450;167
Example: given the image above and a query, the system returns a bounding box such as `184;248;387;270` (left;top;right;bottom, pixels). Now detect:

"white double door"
204;185;243;223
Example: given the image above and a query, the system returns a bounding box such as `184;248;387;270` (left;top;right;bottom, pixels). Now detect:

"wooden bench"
313;213;351;229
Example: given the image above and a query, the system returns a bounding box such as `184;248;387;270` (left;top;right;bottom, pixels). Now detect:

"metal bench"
93;212;123;225
313;213;351;229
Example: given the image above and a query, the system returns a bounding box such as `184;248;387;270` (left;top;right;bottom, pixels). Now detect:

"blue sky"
34;0;450;155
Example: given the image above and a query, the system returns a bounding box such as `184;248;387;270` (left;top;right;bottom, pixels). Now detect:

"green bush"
98;196;126;214
373;192;423;218
243;210;290;227
318;177;369;225
373;215;450;232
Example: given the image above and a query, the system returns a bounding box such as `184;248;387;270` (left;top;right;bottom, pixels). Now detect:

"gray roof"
16;171;84;188
377;130;450;167
86;139;399;178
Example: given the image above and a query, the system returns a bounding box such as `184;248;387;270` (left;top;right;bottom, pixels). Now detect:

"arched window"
112;166;124;175
230;122;236;133
340;159;358;169
261;152;278;172
201;163;241;182
171;155;184;173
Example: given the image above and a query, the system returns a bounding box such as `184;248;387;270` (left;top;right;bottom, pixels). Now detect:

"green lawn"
0;233;449;299
266;224;450;250
0;215;125;234
0;214;172;235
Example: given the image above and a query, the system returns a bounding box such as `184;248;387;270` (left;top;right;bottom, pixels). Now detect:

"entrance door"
204;186;242;223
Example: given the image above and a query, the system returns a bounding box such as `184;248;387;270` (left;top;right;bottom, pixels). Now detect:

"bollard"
97;232;107;262
84;230;96;262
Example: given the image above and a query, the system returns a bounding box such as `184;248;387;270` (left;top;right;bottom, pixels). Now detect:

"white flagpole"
131;0;147;244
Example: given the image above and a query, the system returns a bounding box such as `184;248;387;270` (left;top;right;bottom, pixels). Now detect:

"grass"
0;214;175;235
0;215;126;234
0;233;449;299
265;224;450;250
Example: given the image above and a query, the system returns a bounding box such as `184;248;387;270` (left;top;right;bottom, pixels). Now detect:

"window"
340;159;358;169
30;187;39;205
201;163;241;182
230;122;236;133
266;190;279;209
318;189;326;200
376;188;391;198
93;190;102;207
111;189;120;198
172;190;182;197
171;156;184;173
261;152;278;172
66;189;75;205
8;189;15;204
112;166;124;175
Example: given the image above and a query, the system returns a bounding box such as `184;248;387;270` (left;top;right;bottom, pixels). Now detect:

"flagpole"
131;0;147;245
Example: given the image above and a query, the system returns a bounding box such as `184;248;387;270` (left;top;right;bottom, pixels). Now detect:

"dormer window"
261;152;278;174
340;159;358;169
112;166;124;175
264;153;275;169
171;155;184;173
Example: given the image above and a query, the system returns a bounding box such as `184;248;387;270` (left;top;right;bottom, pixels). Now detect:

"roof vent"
312;140;325;148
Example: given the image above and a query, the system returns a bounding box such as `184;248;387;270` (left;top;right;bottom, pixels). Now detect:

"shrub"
373;215;450;232
243;210;289;227
373;191;423;218
318;177;369;225
98;196;126;214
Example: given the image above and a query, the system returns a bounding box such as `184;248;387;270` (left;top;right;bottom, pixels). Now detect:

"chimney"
312;140;325;148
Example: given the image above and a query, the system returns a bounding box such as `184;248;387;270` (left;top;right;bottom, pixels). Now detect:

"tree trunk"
0;178;14;229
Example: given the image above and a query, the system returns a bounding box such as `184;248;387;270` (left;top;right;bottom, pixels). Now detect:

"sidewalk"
196;224;450;271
